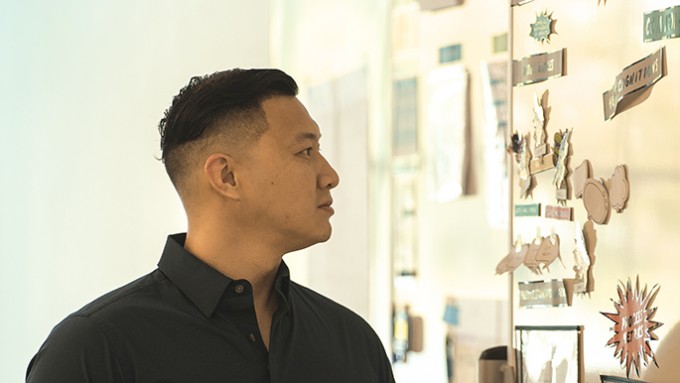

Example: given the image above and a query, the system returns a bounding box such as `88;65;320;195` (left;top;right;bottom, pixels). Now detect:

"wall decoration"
600;374;648;383
603;47;666;120
572;220;596;295
392;174;418;277
579;164;630;225
482;60;509;228
515;203;541;217
439;43;462;64
573;160;592;199
643;6;680;43
572;221;590;295
496;233;563;275
553;129;572;202
545;205;572;221
530;10;556;44
535;232;562;272
607;165;630;213
582;220;597;293
513;49;566;86
393;77;418;157
529;92;555;175
522;236;543;275
601;276;663;379
419;0;463;11
510;132;535;198
425;65;469;202
532;92;549;157
583;178;611;225
518;280;569;308
515;325;583;383
496;240;529;275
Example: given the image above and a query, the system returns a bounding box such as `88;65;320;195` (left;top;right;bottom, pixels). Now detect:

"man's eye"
302;148;313;156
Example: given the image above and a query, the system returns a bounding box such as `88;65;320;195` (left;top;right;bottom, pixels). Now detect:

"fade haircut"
158;68;299;192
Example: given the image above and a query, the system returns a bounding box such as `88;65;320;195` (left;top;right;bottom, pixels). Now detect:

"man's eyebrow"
294;132;321;142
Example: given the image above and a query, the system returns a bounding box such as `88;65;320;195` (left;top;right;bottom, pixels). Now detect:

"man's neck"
183;228;281;349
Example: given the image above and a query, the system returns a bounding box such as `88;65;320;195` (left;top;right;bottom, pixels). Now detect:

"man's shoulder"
25;272;167;383
72;269;167;320
288;281;373;330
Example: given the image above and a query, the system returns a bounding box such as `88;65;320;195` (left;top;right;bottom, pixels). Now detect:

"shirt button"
234;284;245;294
248;333;256;343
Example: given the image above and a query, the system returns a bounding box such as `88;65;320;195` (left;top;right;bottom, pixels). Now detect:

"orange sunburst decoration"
601;276;663;378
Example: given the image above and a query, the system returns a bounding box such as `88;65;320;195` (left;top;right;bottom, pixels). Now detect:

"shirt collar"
158;233;291;317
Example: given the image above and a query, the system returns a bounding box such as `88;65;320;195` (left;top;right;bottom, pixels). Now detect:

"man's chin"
318;227;333;242
287;229;333;253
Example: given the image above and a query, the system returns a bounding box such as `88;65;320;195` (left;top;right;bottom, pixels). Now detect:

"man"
27;68;395;383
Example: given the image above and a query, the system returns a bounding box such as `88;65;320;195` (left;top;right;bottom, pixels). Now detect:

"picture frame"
515;325;584;383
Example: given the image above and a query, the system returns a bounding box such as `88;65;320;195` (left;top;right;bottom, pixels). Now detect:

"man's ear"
204;153;240;200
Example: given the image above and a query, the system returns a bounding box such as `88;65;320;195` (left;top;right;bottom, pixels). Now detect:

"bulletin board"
504;0;680;381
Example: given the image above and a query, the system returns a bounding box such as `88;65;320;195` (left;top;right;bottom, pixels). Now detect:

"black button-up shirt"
27;234;395;383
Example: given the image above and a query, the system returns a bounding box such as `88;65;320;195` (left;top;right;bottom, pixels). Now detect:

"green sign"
644;6;680;42
515;203;541;217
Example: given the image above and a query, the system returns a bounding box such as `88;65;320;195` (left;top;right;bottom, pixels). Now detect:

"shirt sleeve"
375;337;396;383
26;315;129;383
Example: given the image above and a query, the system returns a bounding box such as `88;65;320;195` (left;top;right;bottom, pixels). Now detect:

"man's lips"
318;200;334;214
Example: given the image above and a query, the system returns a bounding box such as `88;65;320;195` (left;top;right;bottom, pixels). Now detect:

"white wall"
0;1;270;381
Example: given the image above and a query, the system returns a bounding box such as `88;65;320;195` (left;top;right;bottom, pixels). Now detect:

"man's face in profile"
234;96;339;254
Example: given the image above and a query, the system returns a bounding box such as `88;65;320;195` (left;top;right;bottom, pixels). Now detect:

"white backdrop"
0;1;270;381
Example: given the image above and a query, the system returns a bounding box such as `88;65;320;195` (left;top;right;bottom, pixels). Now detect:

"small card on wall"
515;203;541;217
545;205;572;221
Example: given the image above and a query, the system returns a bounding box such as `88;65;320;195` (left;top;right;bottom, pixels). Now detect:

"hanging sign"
603;47;666;120
601;276;663;379
513;49;566;86
643;6;680;42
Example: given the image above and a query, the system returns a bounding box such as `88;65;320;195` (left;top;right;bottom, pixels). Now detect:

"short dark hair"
158;68;299;189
